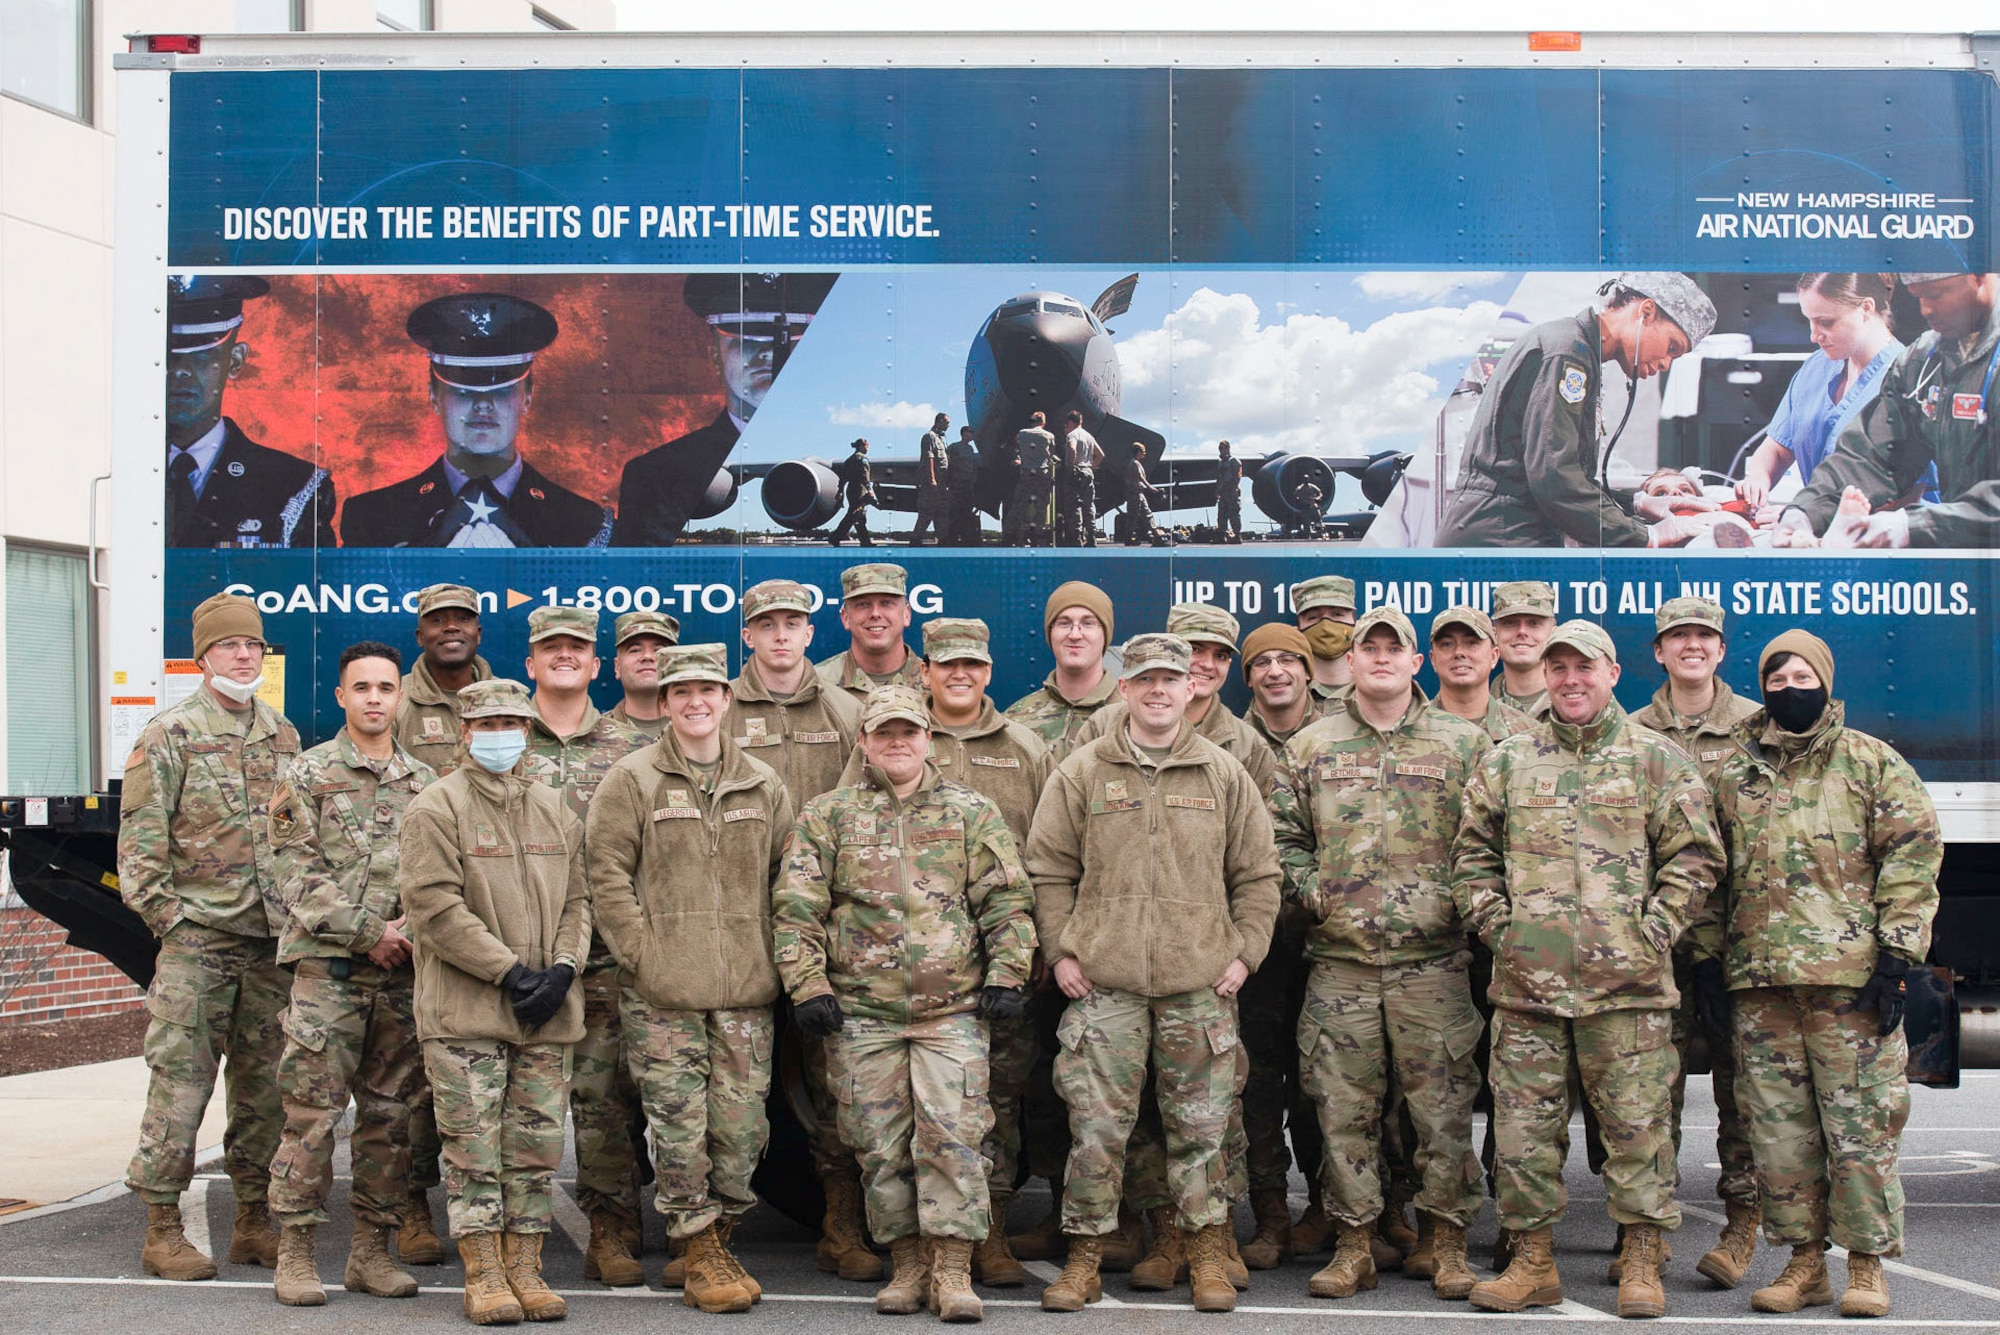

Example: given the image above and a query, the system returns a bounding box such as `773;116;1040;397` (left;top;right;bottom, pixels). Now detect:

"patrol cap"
657;643;730;687
191;591;264;661
406;293;558;391
1607;272;1717;346
1119;633;1193;679
167;275;271;353
415;583;481;618
614;610;681;646
1240;623;1312;666
742;578;816;622
1655;597;1725;640
1353;605;1418;650
682;272;837;341
1542;620;1618;664
1900;271;1968;286
1759;629;1835;693
1290;575;1356;615
922;617;992;665
527;605;599;644
457;678;536;720
1430;605;1494;643
860;683;932;733
1492;580;1558;619
841;563;908;600
1166;602;1240;651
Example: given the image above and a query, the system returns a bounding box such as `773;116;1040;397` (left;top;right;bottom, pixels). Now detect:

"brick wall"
0;906;144;1025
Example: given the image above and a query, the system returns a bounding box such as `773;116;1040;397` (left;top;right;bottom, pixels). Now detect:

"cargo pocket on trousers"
280;1002;330;1054
749;1021;775;1066
1055;1002;1089;1054
963;1056;991;1101
1442;1005;1486;1064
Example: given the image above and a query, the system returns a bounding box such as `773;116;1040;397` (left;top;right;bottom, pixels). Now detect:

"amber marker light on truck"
1529;32;1583;51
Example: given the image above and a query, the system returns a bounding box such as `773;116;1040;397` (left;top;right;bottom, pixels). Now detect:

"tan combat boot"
1221;1228;1251;1290
876;1235;933;1315
399;1190;445;1265
582;1210;643;1286
1752;1242;1833;1313
1841;1251;1891;1318
1239;1189;1293;1269
818;1172;885;1281
971;1227;1026;1287
928;1237;983;1322
1429;1219;1478;1301
500;1231;566;1321
345;1222;419;1297
1128;1206;1187;1290
1308;1222;1379;1299
1039;1235;1102;1312
1186;1224;1238;1313
1608;1222;1672;1282
1695;1200;1760;1289
682;1223;754;1314
459;1233;525;1326
1100;1206;1146;1272
1008;1186;1066;1262
142;1202;218;1281
1616;1222;1667;1319
272;1222;326;1306
658;1234;689;1288
1490;1226;1517;1273
715;1215;762;1302
1291;1190;1333;1254
1468;1225;1563;1312
1381;1189;1420;1257
1404;1210;1439;1279
1368;1219;1404;1272
228;1198;280;1267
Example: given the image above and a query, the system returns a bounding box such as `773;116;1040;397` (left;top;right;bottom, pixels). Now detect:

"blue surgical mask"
467;729;527;774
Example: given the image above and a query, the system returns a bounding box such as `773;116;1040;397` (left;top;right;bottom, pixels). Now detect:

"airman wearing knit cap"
1437;272;1718;551
1490;582;1559;720
1240;622;1326;751
1292;576;1358;704
608;610;682;737
1454;619;1722;1318
1693;631;1939;1317
1430;604;1536;743
1005;581;1119;761
816;563;924;703
120;591;301;1280
1267;601;1492;1302
396;583;494;778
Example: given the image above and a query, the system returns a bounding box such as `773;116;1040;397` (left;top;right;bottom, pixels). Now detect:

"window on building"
376;0;433;31
1;0;90;122
236;0;304;31
531;7;575;29
5;546;93;794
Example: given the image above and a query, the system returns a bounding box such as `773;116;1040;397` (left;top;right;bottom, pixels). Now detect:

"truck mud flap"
0;829;157;988
1904;965;1958;1088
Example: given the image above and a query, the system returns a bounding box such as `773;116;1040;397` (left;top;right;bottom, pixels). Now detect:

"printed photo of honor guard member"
165;276;337;549
614;272;838;546
338;294;612;548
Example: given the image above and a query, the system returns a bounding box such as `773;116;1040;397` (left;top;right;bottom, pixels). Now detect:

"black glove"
978;985;1030;1023
501;963;534;1001
1691;958;1731;1041
1856;952;1915;1037
792;994;845;1040
513;963;575;1030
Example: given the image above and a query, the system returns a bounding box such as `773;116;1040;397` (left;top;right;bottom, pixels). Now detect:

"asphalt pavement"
4;1074;1999;1333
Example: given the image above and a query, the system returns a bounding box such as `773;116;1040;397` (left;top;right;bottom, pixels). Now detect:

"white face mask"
205;660;265;704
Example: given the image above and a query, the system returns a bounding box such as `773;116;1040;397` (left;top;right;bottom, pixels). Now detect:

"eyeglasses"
1247;653;1308;673
210;638;268;657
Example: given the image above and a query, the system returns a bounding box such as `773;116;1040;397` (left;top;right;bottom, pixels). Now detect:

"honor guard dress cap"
406;293;559;391
167;274;270;353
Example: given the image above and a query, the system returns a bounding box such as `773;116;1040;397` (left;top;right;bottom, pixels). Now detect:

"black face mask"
1764;686;1829;734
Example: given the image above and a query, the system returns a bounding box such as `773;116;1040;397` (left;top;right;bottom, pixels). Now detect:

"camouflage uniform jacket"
1309;679;1353;708
118;687;302;940
1450;702;1724;1018
1270;690;1491;966
1691;702;1940;991
1075;697;1277;795
1493;681;1551;720
1244;694;1334;753
1026;724;1282;997
836;699;1053;842
1469;695;1540;744
1003;669;1119;762
399;761;589;1044
394;653;493;776
1629;679;1760;784
815;644;926;704
773;762;1036;1024
585;733;794;1011
730;656;865;802
268;728;436;965
608;698;668;738
526;701;650;826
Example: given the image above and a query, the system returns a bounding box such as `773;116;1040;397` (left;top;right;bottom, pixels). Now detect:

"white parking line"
181;1179;210;1261
1020;1258;1127;1306
548;1184;591;1259
1680;1202;2000;1306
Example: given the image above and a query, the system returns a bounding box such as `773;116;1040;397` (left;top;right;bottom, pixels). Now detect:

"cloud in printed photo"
1352;271;1510;303
826;399;942;429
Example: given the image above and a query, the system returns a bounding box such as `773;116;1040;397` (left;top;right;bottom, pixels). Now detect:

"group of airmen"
117;561;1940;1324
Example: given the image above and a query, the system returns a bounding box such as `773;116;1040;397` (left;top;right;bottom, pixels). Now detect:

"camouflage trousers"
408;1078;442;1191
983;1008;1039;1201
1056;986;1239;1235
1001;474;1053;545
1298;955;1485;1227
621;989;774;1240
910;492;948;543
1732;986;1909;1256
1672;950;1757;1207
423;1037;572;1238
829;1012;993;1243
806;1033;864;1181
267;960;424;1227
1240;919;1323;1195
128;922;289;1205
569;961;643;1219
1490;1006;1681;1233
1119;1070;1249;1211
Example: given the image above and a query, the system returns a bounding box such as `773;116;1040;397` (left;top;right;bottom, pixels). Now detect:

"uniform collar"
191;681;280;742
1647;678;1746;736
650;728;760;792
334;726;418;781
406;652;493;707
530;697;601;744
441;452;526;500
1548;699;1627;754
1750;698;1846;763
1043;667;1118;709
932;697;1007;740
1341;682;1432;738
733;655;819;704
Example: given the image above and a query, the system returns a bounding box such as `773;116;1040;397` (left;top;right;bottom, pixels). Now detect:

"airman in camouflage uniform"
1004;581;1119;761
1453;621;1724;1319
607;609;680;737
1489;581;1559;720
1693;630;1941;1319
1269;607;1492;1301
815;563;925;703
1428;606;1538;744
265;642;435;1305
120;592;299;1280
774;685;1038;1320
521;604;652;1285
1292;576;1358;708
